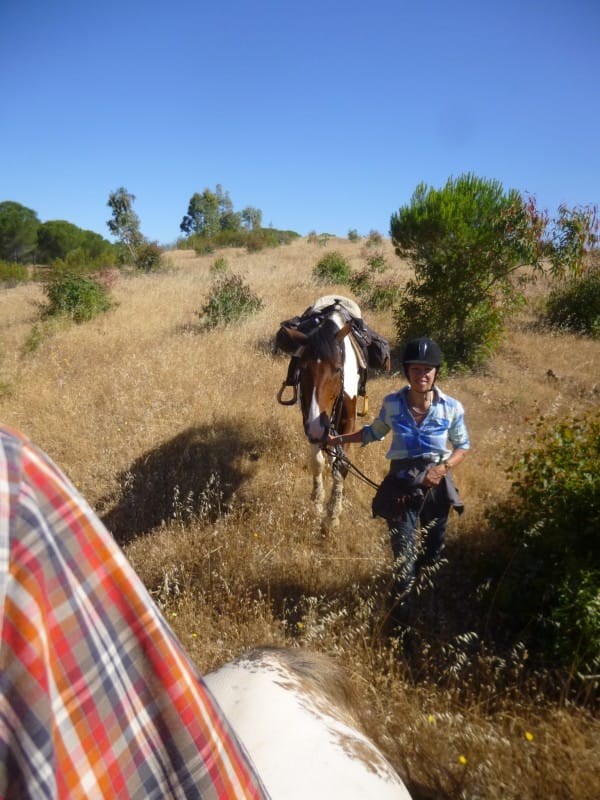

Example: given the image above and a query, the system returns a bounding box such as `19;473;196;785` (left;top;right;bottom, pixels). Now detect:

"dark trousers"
387;486;449;598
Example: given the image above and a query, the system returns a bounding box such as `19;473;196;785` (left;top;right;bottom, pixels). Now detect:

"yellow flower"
458;755;467;766
297;622;304;629
427;714;435;724
525;731;534;742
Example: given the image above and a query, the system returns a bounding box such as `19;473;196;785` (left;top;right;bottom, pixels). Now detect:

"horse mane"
304;317;345;362
241;646;367;732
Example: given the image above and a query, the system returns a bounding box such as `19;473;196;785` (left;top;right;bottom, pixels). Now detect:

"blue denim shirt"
362;385;470;462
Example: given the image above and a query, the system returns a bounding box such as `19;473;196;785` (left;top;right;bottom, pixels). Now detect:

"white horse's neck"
205;649;412;800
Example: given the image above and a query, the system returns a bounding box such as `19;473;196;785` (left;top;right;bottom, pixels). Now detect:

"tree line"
0;184;285;269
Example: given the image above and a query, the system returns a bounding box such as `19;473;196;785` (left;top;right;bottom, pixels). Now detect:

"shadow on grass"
99;423;262;545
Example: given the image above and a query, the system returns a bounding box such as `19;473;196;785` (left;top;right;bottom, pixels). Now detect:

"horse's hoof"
323;516;340;531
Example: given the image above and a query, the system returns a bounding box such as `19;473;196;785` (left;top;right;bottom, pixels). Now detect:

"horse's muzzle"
304;412;331;444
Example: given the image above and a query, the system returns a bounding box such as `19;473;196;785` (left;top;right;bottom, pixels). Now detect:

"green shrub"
198;273;263;329
365;250;387;273
135;241;163;272
51;246;116;274
394;292;507;371
42;271;113;323
545;264;600;337
363;281;402;311
348;268;371;295
0;259;28;286
211;256;229;274
186;228;298;256
486;415;600;676
312;251;351;284
192;236;215;255
366;230;383;247
390;174;597;371
349;270;401;311
347;228;360;242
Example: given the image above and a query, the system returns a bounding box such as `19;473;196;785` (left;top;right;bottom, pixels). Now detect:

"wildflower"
427;714;435;724
458;755;467;766
525;731;534;742
297;622;304;630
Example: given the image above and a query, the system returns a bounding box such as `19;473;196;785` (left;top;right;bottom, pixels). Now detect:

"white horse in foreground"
205;646;412;800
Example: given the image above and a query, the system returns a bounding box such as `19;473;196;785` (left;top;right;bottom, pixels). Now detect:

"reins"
323;445;381;490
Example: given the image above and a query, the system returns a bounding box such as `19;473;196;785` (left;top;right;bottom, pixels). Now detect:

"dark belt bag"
371;476;412;520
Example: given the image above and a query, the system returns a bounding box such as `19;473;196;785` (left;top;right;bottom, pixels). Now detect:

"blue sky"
1;0;598;246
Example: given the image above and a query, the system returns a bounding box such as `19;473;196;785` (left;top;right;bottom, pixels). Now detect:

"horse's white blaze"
306;383;326;441
205;649;412;800
342;334;360;400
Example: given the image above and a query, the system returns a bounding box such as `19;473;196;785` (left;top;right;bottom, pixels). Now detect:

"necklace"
408;389;431;417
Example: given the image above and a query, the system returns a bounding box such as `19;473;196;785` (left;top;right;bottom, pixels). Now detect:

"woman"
327;337;470;612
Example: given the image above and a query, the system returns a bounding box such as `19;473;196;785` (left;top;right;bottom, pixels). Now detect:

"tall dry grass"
1;237;599;798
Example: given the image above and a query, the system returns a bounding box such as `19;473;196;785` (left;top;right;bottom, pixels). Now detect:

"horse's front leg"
324;395;357;530
324;464;345;530
309;444;326;515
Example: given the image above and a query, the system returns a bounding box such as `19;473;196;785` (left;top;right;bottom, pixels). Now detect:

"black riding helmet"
402;337;442;379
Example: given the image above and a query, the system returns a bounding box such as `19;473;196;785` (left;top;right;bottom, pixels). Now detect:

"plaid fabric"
0;426;268;800
362;385;470;462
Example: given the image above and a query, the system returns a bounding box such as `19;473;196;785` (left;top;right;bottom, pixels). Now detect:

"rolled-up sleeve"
361;418;390;445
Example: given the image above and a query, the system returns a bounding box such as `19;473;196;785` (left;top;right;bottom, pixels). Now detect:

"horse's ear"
277;326;308;356
335;322;353;342
282;326;309;345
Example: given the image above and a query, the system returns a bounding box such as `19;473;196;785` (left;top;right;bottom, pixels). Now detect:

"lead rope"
322;445;381;490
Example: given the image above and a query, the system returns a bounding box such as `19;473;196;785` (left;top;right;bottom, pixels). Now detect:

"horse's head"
284;318;352;444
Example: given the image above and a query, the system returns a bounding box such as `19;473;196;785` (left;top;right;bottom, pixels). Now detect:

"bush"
312;251;351;284
347;228;360;242
486;415;600;676
42;271;113;323
135;241;163;272
51;246;116;274
211;256;229;274
185;228;298;256
198;273;263;329
365;250;387;273
0;259;28;286
349;270;401;311
390;174;598;371
545;263;600;337
366;230;383;247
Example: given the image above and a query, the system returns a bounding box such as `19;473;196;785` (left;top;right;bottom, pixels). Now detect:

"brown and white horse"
280;299;361;529
205;646;412;799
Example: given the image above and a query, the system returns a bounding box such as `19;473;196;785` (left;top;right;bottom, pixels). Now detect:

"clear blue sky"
1;0;598;246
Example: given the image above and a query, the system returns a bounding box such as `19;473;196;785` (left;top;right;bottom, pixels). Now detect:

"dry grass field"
1;236;599;798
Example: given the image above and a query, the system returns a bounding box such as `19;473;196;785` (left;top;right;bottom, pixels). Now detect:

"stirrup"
357;394;369;417
277;381;298;406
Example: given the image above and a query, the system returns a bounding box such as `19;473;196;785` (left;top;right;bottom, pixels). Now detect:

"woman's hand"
422;463;448;488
